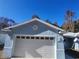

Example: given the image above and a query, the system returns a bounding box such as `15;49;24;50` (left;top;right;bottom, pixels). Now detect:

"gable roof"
2;18;64;32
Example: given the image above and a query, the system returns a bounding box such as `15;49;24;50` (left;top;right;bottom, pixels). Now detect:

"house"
0;17;65;59
63;32;79;59
63;32;79;51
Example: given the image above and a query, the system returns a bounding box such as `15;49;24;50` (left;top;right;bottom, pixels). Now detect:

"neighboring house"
74;37;79;50
0;34;13;58
63;32;79;59
63;32;79;51
0;17;65;59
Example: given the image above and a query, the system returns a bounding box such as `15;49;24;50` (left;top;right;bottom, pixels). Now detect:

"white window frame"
15;35;54;40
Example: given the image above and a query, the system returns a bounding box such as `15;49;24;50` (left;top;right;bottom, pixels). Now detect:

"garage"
2;18;65;59
13;35;55;58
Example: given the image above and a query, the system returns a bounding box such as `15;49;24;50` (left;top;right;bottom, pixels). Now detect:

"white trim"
15;34;54;40
36;18;64;31
11;58;54;59
15;34;54;37
2;18;36;30
1;29;12;31
2;18;64;31
4;47;12;49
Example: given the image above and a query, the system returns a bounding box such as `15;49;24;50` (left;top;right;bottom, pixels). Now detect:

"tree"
0;17;16;29
62;10;74;32
53;21;59;27
32;15;40;19
74;19;79;32
45;19;52;24
45;19;59;27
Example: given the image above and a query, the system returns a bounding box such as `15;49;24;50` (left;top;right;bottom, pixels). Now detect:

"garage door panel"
13;35;55;58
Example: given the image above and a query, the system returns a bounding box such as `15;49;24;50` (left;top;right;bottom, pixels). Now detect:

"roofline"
2;18;65;32
36;18;64;31
3;18;37;30
1;29;12;32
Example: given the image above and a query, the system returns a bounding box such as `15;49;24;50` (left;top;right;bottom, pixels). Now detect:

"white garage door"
13;35;55;58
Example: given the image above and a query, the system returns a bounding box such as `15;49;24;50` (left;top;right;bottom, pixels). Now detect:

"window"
21;36;25;39
16;36;20;39
36;37;39;39
45;37;49;40
16;35;54;40
31;36;34;39
41;37;44;40
26;36;30;39
50;37;54;40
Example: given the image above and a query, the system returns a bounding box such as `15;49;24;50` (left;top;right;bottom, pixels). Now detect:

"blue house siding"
0;34;13;58
9;20;65;59
57;35;65;59
11;20;58;35
65;54;74;59
1;19;65;59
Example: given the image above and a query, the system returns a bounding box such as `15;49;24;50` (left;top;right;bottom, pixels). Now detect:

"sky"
0;0;79;26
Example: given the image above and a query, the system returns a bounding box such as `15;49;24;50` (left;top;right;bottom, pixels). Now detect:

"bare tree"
62;10;74;32
32;15;40;19
53;21;59;27
0;17;16;29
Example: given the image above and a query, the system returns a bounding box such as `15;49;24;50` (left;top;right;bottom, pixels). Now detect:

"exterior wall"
64;37;75;59
64;37;74;49
65;54;74;59
74;38;79;50
6;20;65;59
12;30;56;58
0;34;12;58
57;35;65;59
11;20;58;35
74;42;79;50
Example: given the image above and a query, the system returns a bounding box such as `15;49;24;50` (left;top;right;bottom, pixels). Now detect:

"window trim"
15;35;54;40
